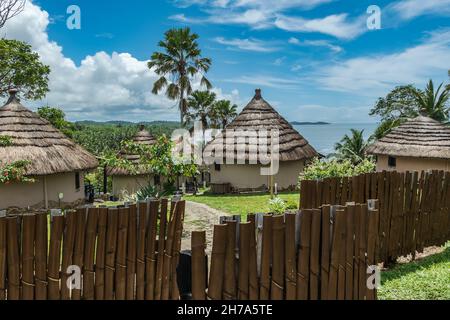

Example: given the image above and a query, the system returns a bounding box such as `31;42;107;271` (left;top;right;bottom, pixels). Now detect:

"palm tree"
335;129;369;164
148;27;212;125
213;100;238;128
410;80;449;122
186;90;216;130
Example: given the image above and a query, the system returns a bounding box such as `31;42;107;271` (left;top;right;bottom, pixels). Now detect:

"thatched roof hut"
366;115;450;159
107;126;157;176
0;89;98;175
205;89;318;162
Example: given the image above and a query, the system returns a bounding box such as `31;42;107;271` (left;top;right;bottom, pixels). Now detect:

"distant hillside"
290;121;330;125
75;120;180;126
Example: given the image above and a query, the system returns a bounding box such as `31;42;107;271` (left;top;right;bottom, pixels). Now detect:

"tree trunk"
179;91;185;126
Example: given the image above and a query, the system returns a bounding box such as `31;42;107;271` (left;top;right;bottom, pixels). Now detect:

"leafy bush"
0;160;35;184
268;197;287;215
299;158;376;182
0;135;12;147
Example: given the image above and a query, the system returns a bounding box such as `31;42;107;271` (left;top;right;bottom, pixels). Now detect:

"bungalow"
0;89;98;210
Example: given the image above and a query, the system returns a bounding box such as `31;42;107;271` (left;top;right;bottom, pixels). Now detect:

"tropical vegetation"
334;129;371;164
300;158;376;182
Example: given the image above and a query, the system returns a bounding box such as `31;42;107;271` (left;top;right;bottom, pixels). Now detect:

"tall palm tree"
148;27;212;125
186;90;217;130
213;100;238;128
335;129;369;164
410;79;449;122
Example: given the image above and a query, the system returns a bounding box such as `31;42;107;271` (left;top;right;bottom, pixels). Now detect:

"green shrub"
299;157;376;183
268;197;287;215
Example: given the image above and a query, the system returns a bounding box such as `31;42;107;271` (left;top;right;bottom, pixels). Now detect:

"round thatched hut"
0;89;98;210
366;115;450;172
205;89;318;192
107;126;158;196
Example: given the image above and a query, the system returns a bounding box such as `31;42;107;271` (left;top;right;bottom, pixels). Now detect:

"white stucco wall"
376;155;450;172
210;160;305;190
0;172;86;209
112;174;154;196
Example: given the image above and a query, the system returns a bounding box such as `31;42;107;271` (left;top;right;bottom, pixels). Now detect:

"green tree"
186;90;216;129
370;85;420;122
148;27;212;126
335;129;370;164
410;80;449;122
37;106;75;137
213;99;238;128
0;39;50;100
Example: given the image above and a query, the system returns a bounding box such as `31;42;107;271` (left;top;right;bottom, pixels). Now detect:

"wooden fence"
300;171;450;263
0;199;186;300
191;202;379;300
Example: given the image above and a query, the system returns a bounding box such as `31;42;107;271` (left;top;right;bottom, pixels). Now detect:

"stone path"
181;201;230;255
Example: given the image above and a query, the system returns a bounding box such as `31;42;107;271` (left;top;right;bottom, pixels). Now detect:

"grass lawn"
184;192;300;216
379;242;450;300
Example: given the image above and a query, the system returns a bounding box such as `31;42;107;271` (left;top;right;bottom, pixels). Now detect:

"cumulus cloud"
213;37;279;52
2;1;238;122
316;29;450;94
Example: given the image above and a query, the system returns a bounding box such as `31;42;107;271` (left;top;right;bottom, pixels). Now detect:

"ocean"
293;123;378;156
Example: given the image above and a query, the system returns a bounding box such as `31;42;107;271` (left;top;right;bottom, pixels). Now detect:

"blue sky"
3;0;450;123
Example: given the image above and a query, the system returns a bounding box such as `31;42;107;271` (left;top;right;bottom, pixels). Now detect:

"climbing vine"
0;160;35;184
0;135;13;147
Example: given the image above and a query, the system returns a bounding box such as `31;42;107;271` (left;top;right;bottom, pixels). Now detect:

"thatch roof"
107;126;157;176
204;89;318;162
0;90;98;176
366;115;450;159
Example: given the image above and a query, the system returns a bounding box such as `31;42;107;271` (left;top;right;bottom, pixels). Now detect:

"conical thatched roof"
107;126;157;176
205;89;318;162
366;115;450;159
0;90;98;176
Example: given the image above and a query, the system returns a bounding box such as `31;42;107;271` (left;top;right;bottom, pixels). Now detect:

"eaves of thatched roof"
204;89;318;162
107;126;157;176
0;90;99;176
366;115;450;159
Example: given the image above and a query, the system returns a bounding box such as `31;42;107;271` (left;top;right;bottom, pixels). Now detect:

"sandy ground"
181;201;230;255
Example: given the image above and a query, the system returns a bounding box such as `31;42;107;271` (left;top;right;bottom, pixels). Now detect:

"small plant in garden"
269;197;287;215
0;160;35;184
0;135;12;147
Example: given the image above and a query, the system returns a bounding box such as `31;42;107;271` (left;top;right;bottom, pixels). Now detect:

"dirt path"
181;201;230;255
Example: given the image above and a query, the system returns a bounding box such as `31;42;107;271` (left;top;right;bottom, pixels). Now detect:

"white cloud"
275;13;366;40
316;29;450;94
288;37;343;52
223;75;299;89
213;37;279;52
273;57;286;66
2;1;239;122
294;104;374;123
288;37;300;44
389;0;450;20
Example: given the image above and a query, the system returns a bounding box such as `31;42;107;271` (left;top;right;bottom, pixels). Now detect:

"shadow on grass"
382;244;450;283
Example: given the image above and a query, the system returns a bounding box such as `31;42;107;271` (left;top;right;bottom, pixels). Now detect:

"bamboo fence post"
366;203;379;301
155;199;168;300
21;214;36;300
238;222;251;300
115;207;129;300
136;201;147;300
95;208;108;300
271;215;285;300
35;213;48;300
259;215;272;300
61;211;77;300
297;210;312;300
72;208;87;300
336;207;347;301
285;213;297;300
223;220;237;300
358;204;368;300
0;212;6;300
145;200;159;300
344;204;355;300
6;216;20;300
353;204;361;298
161;201;178;300
126;204;137;300
83;207;99;300
47;213;65;300
208;224;228;300
327;208;344;300
248;215;259;300
191;231;206;301
320;206;331;300
171;200;186;300
309;209;321;300
105;208;119;300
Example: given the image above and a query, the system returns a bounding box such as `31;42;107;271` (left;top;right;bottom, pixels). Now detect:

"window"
388;156;397;168
154;175;161;186
214;163;221;172
75;172;81;190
